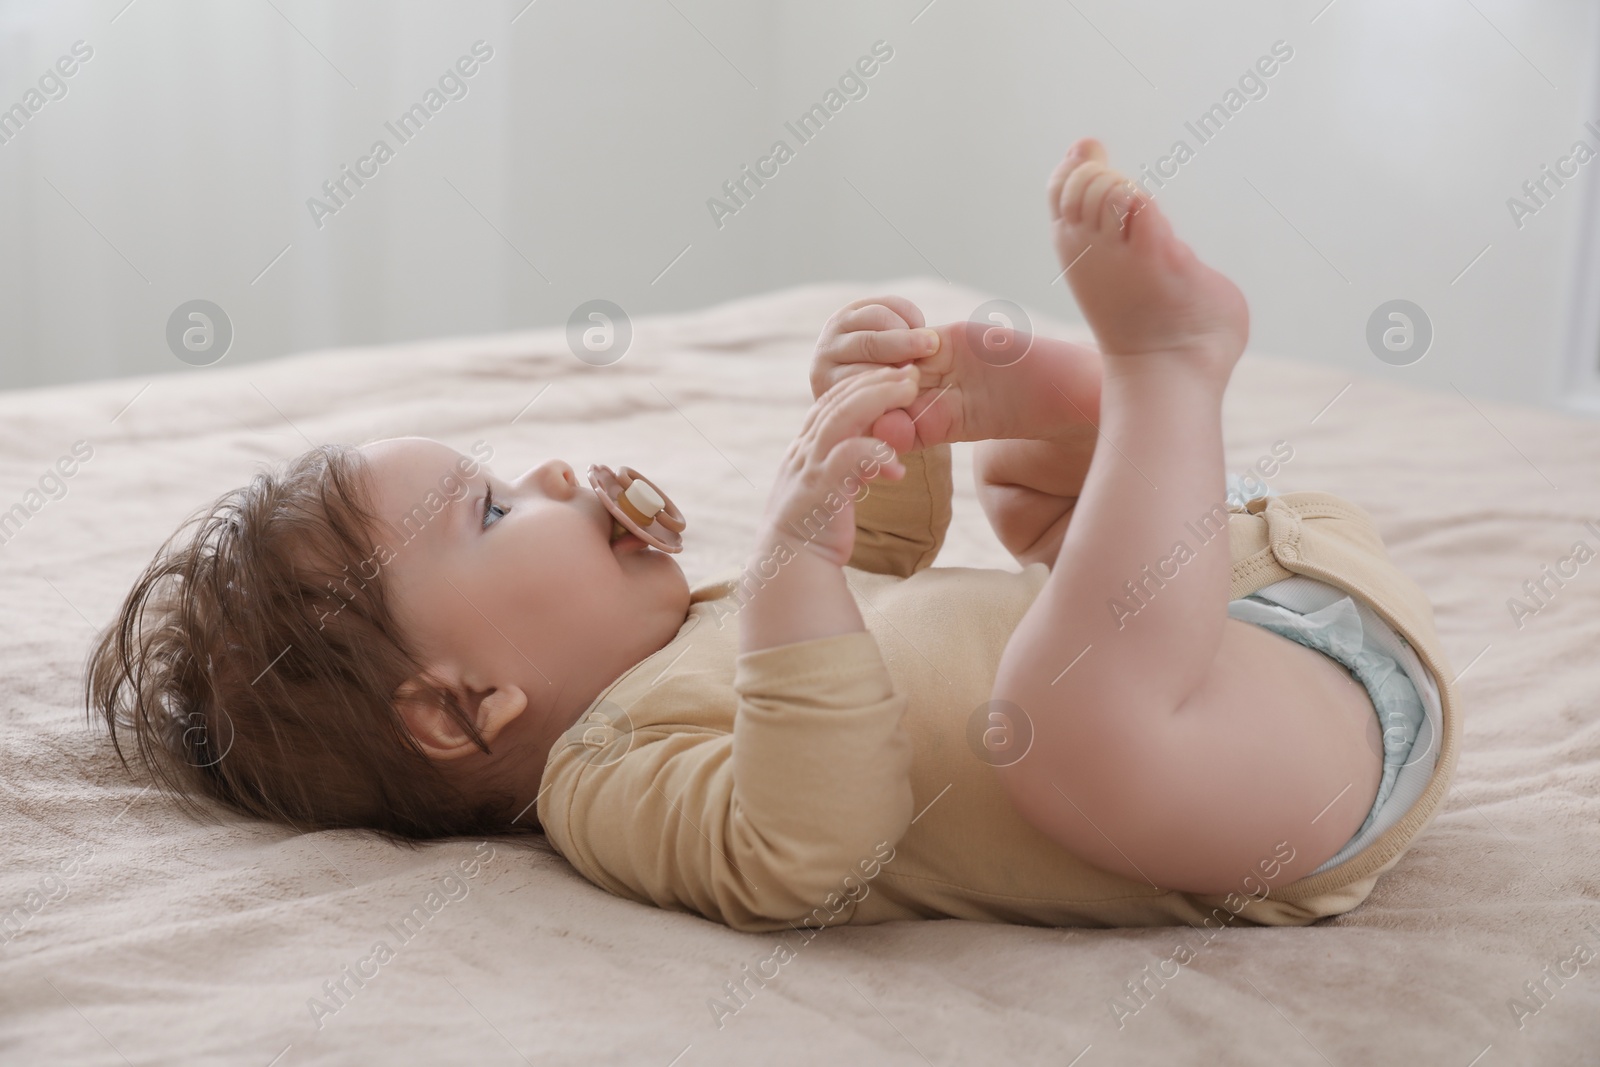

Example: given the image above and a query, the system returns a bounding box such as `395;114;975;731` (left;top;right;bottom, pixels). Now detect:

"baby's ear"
394;676;528;760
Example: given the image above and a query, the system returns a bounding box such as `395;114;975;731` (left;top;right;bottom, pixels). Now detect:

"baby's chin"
608;563;692;677
612;535;681;575
613;539;691;608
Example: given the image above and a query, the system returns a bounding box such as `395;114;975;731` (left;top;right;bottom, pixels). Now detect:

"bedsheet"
2;278;1596;1065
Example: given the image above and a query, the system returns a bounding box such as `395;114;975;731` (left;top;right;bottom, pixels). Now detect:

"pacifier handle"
618;468;686;533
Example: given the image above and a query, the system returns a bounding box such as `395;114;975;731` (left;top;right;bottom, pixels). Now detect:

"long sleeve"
539;631;916;933
846;443;952;578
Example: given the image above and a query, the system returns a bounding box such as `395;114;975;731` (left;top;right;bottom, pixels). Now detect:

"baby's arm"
620;367;920;926
540;631;915;932
543;368;927;932
740;366;919;654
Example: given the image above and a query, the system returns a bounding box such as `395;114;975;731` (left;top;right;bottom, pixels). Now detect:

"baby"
89;140;1456;933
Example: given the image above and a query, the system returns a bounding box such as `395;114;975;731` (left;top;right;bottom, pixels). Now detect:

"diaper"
1222;473;1442;875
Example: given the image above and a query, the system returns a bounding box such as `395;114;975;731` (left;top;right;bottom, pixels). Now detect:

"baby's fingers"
804;365;918;453
831;302;911;337
824;435;905;488
823;295;927;335
826;322;941;371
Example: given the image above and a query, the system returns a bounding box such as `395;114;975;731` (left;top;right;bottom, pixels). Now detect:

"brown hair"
85;443;532;846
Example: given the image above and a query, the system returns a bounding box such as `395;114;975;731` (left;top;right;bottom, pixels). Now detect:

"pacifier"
587;464;687;553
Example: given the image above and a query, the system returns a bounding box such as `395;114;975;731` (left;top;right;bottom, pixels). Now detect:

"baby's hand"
759;364;917;567
811;295;1104;452
737;364;917;654
809;296;942;457
810;296;939;398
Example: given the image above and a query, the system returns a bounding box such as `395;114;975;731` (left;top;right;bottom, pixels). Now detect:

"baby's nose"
523;459;577;493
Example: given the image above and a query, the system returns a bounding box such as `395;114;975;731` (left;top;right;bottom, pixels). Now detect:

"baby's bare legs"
992;140;1381;895
973;340;1102;569
974;426;1098;570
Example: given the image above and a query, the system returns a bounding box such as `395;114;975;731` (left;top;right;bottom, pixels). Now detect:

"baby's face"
357;437;691;760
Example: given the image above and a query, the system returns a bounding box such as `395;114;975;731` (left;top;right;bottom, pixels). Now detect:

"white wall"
1;0;1596;410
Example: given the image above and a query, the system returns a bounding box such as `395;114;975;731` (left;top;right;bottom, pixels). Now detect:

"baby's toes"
1047;138;1107;219
1082;169;1135;232
1105;182;1151;236
1064;137;1107;172
1060;160;1109;225
868;407;916;456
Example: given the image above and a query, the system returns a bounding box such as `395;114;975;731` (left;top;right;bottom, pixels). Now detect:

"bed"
2;278;1596;1065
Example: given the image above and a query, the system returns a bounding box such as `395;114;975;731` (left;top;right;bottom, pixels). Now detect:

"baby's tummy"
850;564;1176;924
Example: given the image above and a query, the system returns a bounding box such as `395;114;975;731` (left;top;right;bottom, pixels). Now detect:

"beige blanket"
2;279;1595;1065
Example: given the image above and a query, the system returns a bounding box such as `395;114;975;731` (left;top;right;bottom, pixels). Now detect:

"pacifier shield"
587;464;687;553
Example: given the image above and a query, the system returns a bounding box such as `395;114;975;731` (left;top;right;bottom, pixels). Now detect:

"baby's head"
87;436;690;842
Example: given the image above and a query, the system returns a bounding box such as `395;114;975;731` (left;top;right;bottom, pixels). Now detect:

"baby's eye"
482;487;509;529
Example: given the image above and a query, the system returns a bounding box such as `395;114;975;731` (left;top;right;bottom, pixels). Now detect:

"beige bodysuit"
536;446;1461;934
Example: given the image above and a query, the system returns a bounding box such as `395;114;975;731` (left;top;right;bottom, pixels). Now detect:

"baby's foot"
1048;138;1248;381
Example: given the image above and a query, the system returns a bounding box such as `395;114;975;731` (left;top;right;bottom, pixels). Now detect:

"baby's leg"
974;339;1102;569
975;432;1095;569
992;140;1381;895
